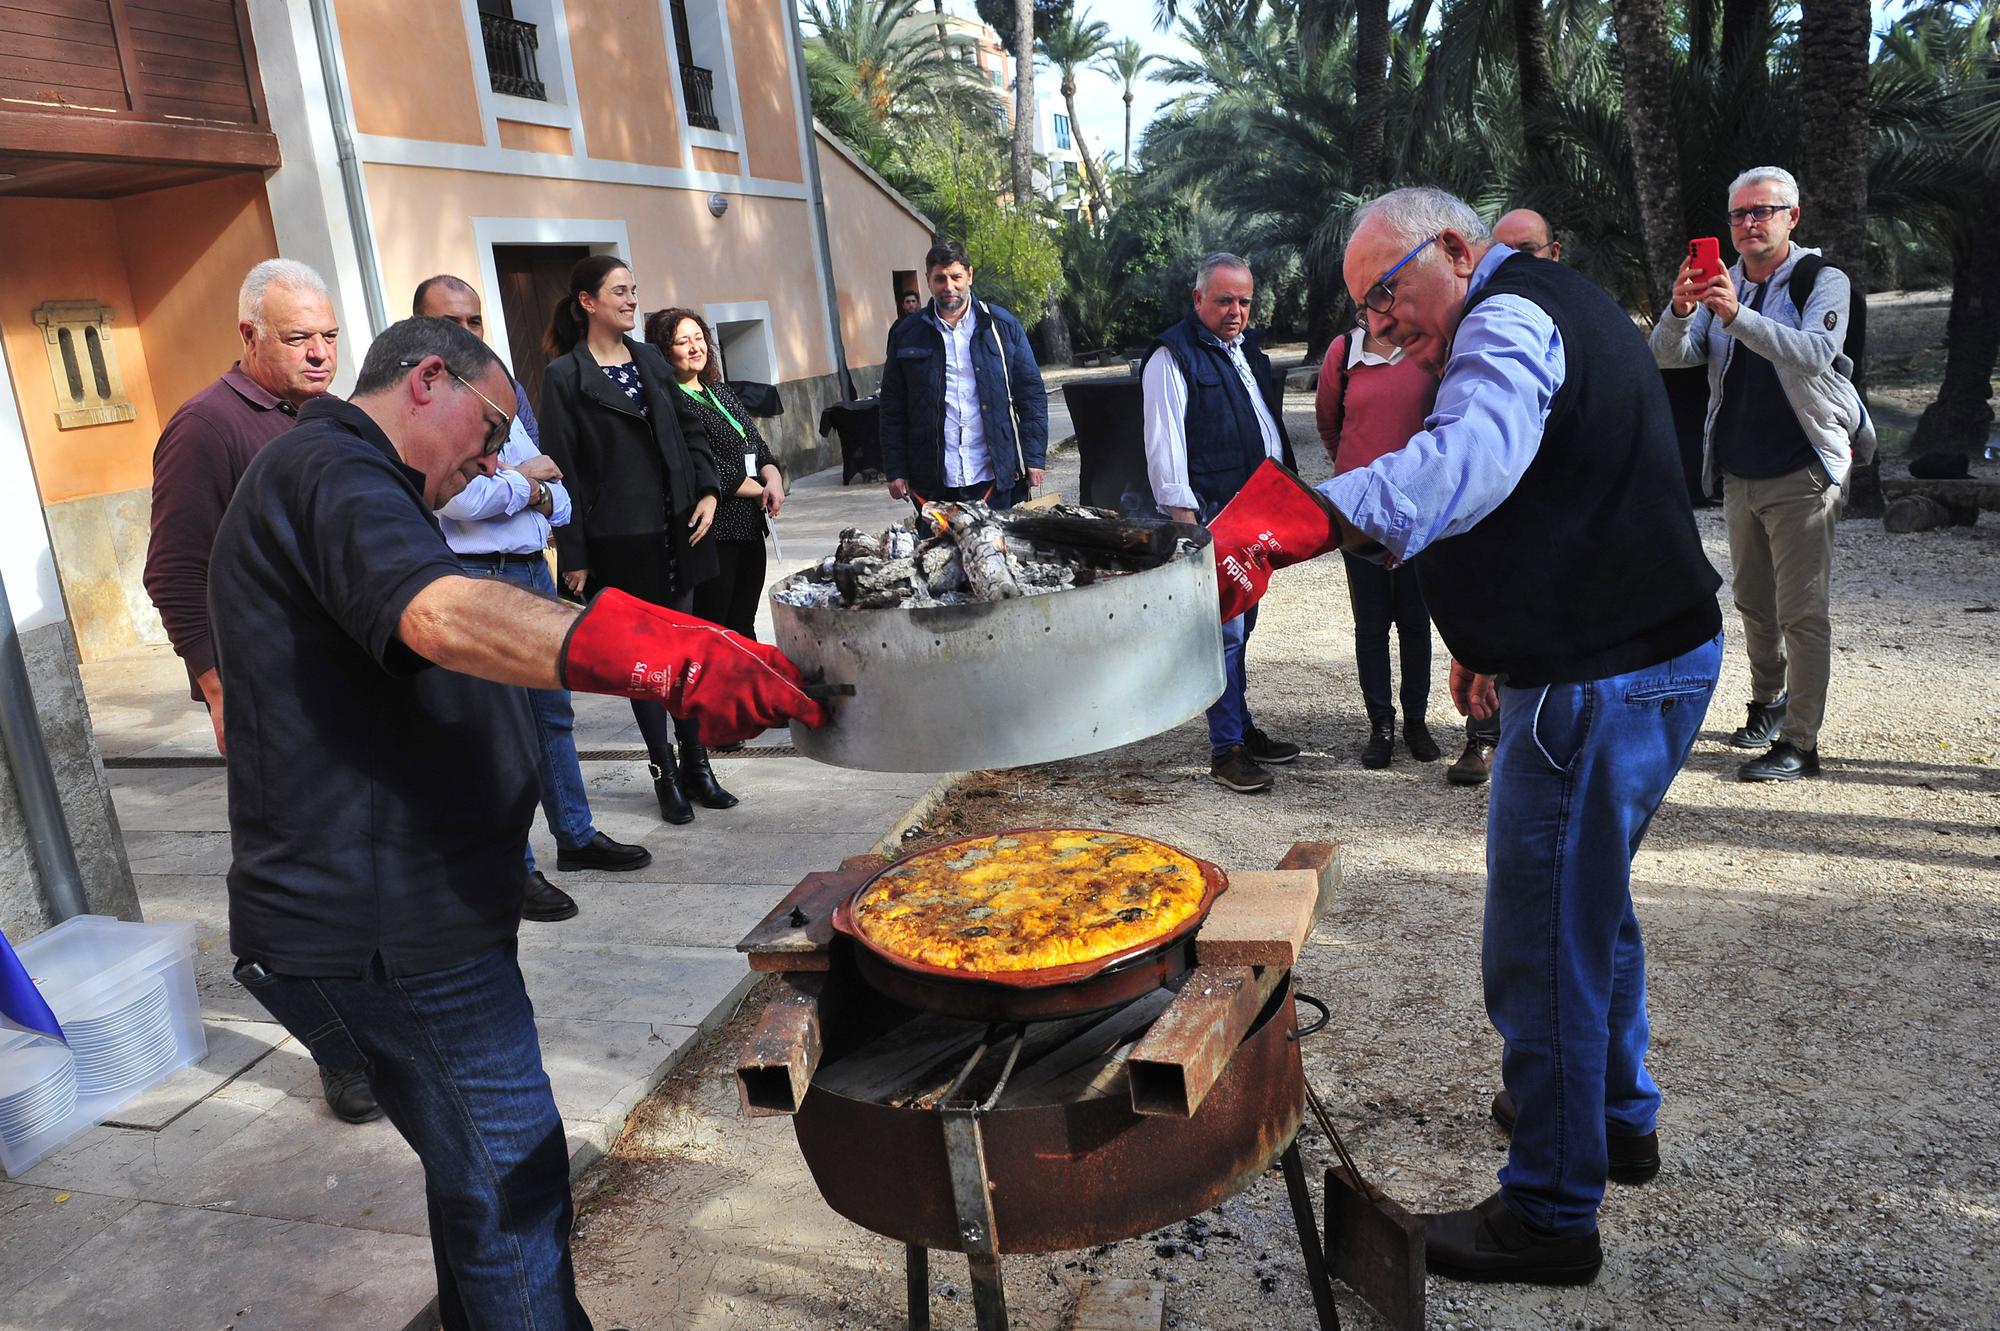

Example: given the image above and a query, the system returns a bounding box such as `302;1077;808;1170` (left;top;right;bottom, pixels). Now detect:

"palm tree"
1012;0;1037;207
1799;0;1875;274
800;0;974;126
1352;0;1391;191
1039;11;1116;220
1610;0;1686;299
1094;37;1161;168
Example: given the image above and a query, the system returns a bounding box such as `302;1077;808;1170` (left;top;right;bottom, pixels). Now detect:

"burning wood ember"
773;502;1185;610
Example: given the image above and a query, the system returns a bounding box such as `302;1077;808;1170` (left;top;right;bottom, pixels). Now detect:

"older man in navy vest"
1205;190;1725;1283
1142;252;1302;794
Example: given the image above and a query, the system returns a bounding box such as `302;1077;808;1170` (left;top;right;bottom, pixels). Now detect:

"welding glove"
561;588;830;746
1206;460;1358;623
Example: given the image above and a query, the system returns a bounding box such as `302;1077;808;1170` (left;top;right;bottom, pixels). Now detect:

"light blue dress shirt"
929;300;993;487
1320;246;1567;560
437;411;572;555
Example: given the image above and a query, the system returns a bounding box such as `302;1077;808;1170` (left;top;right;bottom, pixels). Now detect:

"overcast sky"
935;0;1916;171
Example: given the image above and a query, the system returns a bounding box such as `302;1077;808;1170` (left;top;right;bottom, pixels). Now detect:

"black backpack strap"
1786;254;1826;318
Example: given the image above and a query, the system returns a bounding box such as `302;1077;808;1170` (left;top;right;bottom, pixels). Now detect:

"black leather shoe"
1491;1089;1662;1184
651;759;694;824
679;742;739;809
1244;727;1301;765
555;831;652;873
320;1065;383;1124
1423;1192;1602;1285
1738;740;1819;782
522;870;579;922
1404;717;1441;762
1447;737;1494;785
1727;693;1787;749
1361;717;1395;769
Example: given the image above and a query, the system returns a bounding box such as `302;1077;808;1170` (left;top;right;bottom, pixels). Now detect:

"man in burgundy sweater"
141;259;380;1125
143;259;339;753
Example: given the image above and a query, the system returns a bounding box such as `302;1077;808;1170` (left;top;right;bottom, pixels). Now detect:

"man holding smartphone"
1651;166;1875;782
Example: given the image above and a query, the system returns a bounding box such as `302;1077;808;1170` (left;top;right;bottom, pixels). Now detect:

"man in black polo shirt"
211;317;825;1329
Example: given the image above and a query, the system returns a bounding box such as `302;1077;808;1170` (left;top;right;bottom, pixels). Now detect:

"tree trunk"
1040;293;1074;366
1910;166;2000;458
933;0;949;60
1512;0;1561;169
1689;0;1716;65
1798;0;1872;276
1352;0;1390;193
1123;90;1134;168
1610;0;1687;302
1065;78;1114;219
1010;0;1036;207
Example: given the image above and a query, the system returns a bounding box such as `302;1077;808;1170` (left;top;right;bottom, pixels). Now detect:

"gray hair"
1350;187;1492;250
1195;252;1253;292
351;317;503;396
239;259;331;327
1726;166;1799;207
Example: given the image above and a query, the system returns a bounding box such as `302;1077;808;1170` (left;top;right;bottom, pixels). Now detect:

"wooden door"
494;244;590;416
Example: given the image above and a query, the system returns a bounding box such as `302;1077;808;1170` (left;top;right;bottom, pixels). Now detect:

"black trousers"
691;538;768;641
1343;551;1432;723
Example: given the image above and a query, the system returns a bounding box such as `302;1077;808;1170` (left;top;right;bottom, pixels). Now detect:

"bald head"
1493;209;1560;261
413;275;485;341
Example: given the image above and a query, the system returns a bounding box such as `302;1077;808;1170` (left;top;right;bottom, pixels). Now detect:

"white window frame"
661;0;745;156
461;0;588;156
702;300;778;384
472;217;634;377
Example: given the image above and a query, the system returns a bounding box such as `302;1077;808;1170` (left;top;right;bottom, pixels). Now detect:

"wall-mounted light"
707;192;729;219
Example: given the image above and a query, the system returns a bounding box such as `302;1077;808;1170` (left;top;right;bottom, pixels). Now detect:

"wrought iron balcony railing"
681;62;721;130
481;13;547;101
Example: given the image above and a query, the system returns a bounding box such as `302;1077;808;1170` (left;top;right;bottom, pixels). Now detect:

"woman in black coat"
645;308;784;650
536;254;726;824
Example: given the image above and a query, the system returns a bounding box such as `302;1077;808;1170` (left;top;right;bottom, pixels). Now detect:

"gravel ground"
571;389;2000;1331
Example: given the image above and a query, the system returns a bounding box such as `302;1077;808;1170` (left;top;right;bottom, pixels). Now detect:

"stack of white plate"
64;974;177;1098
0;1044;79;1150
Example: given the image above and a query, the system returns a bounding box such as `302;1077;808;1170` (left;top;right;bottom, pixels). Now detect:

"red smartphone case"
1687;237;1722;282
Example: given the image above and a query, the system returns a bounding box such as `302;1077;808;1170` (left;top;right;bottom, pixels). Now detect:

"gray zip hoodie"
1650;244;1876;492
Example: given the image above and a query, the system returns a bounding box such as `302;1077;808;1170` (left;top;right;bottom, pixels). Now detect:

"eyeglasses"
1510;240;1555;256
1362;236;1439;316
399;358;512;455
1727;204;1793;228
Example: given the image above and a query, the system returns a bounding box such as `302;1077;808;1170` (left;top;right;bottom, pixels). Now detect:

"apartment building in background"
0;0;933;676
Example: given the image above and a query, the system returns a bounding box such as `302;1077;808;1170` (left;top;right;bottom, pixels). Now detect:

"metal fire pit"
770;522;1223;772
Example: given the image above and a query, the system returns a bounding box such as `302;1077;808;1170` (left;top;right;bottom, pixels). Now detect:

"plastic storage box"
0;915;206;1177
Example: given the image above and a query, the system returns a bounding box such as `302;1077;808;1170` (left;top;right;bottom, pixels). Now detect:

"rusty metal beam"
1127;966;1285;1118
736;974;825;1116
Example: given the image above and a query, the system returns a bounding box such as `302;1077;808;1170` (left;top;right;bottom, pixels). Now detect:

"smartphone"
1687;237;1723;284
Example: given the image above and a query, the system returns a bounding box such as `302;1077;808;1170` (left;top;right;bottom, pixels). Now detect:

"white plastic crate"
0;915;205;1177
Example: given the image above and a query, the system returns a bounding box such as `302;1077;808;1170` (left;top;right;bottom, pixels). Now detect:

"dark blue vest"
1149;313;1292;514
1416;255;1722;685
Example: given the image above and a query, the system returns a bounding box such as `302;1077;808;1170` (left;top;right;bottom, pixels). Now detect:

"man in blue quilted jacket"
880;239;1047;510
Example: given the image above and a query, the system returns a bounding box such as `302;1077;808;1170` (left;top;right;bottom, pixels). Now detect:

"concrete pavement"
0;417;1086;1331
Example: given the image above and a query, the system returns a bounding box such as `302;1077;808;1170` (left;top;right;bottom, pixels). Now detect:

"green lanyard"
680;380;745;441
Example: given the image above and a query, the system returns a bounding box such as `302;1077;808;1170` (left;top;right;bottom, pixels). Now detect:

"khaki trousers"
1722;464;1841;750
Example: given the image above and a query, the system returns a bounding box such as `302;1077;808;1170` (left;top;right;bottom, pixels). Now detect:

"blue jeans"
1485;631;1721;1234
460;557;597;869
1207;606;1259;754
236;943;588;1331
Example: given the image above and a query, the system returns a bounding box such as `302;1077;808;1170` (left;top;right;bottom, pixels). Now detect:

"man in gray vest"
1652;166;1872;782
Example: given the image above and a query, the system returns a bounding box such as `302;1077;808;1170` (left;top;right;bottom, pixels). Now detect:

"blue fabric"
236;942;589;1331
1151;313;1289;516
436;420;571;556
512;376;540;448
1483;630;1722;1234
879;294;1048;499
1321;245;1565;560
1207;606;1259;753
0;926;63;1043
457;558;597;867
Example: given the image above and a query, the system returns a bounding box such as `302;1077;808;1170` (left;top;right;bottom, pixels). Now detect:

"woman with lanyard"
537;256;723;825
647;307;786;775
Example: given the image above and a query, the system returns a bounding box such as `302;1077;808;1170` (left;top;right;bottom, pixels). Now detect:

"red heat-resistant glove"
1206;460;1350;623
560;588;831;746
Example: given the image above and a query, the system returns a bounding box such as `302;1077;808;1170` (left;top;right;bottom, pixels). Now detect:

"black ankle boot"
650;758;694;824
678;741;739;809
1362;717;1395;769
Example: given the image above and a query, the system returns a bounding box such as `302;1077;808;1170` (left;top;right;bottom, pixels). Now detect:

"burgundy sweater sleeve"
143;405;239;692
